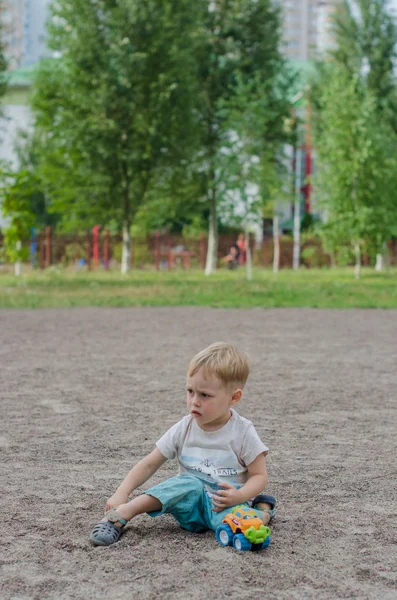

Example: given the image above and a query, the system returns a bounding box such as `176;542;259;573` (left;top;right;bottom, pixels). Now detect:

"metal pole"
273;215;279;273
45;226;51;268
155;230;160;270
245;226;252;281
104;228;109;270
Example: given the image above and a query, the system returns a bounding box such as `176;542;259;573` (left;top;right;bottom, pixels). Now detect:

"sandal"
89;509;128;546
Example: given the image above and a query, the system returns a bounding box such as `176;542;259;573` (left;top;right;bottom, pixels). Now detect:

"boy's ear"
230;388;242;405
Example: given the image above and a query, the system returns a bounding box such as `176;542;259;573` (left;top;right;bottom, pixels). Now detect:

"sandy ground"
1;307;396;600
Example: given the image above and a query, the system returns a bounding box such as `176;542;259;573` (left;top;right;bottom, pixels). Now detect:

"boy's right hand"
105;492;129;512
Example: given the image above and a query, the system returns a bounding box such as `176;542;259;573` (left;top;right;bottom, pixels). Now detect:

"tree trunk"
121;221;131;274
375;242;387;272
293;148;302;270
120;160;132;274
205;189;218;275
273;215;280;273
354;242;361;280
14;240;22;276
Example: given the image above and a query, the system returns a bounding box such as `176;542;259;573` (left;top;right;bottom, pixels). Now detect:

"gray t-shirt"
156;409;268;488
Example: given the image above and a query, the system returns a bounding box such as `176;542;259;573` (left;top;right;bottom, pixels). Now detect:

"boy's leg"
89;494;163;546
252;494;277;525
254;502;272;525
112;494;163;523
144;475;208;533
90;475;209;546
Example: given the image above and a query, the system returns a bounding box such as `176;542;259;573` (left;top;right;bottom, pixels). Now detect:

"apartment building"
1;0;50;68
280;0;338;61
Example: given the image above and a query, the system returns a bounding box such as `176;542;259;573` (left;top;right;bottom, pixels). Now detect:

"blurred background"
0;0;396;281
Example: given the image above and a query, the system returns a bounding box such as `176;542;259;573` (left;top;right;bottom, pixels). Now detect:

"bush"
111;240;154;267
62;242;87;266
132;243;153;268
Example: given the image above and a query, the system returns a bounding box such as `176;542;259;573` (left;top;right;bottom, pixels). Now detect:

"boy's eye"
201;393;209;398
187;389;194;395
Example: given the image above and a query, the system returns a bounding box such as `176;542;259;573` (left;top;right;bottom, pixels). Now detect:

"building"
0;0;49;226
1;0;50;69
1;0;24;69
277;0;340;228
280;0;338;61
0;65;33;228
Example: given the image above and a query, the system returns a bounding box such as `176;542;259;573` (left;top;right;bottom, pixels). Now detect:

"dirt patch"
1;307;396;600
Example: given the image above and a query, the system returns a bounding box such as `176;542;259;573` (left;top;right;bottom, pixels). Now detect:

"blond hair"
188;342;250;388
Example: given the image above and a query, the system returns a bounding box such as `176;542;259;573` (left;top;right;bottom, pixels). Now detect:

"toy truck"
215;505;271;551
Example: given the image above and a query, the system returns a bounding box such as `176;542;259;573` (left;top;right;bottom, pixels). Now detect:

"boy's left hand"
211;482;243;512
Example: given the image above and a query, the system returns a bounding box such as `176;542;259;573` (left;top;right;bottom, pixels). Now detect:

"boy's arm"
211;454;268;511
105;448;167;511
238;454;268;502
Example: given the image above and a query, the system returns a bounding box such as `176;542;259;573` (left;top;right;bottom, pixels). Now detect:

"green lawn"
0;267;396;308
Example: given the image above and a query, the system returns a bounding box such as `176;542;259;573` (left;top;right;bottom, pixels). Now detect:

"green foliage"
23;0;291;272
193;1;292;229
314;67;397;260
0;131;58;262
62;242;87;266
330;0;397;130
311;0;397;270
12;130;60;229
301;213;318;232
31;0;201;236
0;168;40;261
131;167;208;234
132;244;153;268
181;216;206;240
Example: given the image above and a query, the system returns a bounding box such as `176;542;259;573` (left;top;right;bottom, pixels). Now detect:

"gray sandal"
89;509;128;546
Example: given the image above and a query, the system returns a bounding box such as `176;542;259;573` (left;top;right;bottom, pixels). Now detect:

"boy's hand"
105;492;129;512
211;482;243;512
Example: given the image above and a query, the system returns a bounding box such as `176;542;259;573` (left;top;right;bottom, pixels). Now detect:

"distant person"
237;233;247;265
222;243;240;269
89;342;276;546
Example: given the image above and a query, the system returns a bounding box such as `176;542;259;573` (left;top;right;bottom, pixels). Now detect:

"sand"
1;307;396;600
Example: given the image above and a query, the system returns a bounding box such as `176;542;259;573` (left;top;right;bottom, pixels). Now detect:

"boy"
90;342;276;546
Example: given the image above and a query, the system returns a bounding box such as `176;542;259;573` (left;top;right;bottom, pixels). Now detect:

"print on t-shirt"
180;446;243;486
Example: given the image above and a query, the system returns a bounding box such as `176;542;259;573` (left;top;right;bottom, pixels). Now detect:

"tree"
331;0;397;131
313;67;397;278
0;167;40;273
31;0;200;272
311;0;397;273
193;0;290;274
211;63;295;276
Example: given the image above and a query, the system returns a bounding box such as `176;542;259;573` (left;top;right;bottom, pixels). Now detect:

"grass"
0;266;397;309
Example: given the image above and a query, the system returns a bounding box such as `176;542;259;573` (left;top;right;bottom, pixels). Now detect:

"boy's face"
186;368;242;431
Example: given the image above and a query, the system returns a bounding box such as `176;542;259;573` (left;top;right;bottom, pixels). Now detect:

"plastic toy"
215;505;271;551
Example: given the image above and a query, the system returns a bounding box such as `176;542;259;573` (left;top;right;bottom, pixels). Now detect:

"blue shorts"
144;475;274;533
